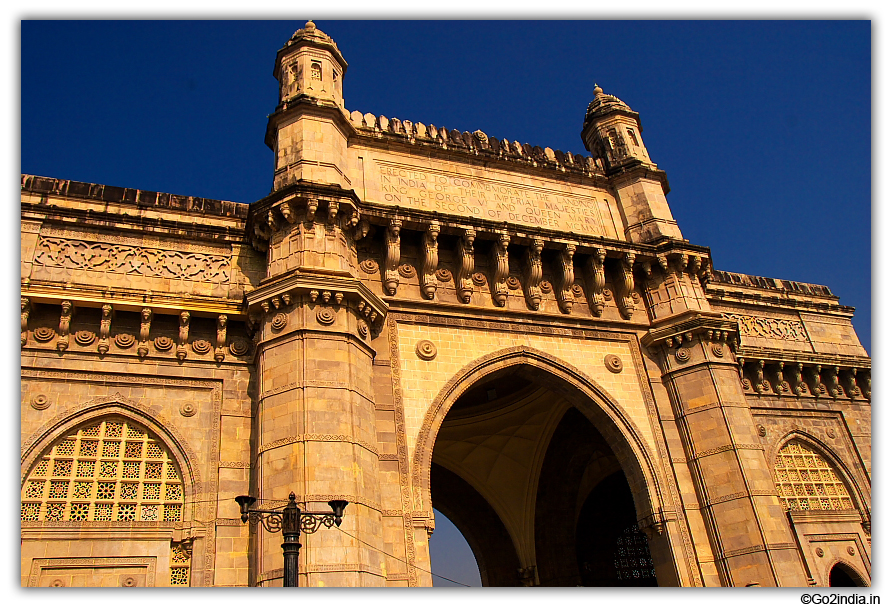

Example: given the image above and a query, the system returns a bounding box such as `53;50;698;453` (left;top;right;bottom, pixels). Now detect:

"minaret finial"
593;83;603;96
305;20;316;31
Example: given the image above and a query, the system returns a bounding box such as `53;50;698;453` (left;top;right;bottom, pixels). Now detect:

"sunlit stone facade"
21;22;870;587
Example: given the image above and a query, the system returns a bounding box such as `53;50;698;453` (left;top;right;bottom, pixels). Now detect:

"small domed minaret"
581;84;683;243
264;21;351;192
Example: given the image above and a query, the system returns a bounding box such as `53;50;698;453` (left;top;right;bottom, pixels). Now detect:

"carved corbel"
616;252;636;319
384;219;402;296
585;248;606;317
753;359;766;392
523;239;544;311
137;308;153;358
215;314;227;362
657;254;669;275
278;199;297;224
490;231;510;307
555;243;576;314
266;210;280;234
788;362;809;395
57;300;73;352
841;368;859;398
21;297;30;346
253;219;272;241
177;311;190;362
98;304;113;355
326;200;339;227
420;221;440;300
825;366;841;399
354;218;370;242
688;255;702;276
773;362;786;394
857;370;870;399
805;365;823;396
305;197;319;225
455;228;476;304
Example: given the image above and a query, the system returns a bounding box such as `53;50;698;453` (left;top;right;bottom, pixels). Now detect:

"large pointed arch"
410;345;667;530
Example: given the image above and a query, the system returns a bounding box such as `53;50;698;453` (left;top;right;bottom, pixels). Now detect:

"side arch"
826;559;870;587
767;430;870;519
411;345;667;529
21;393;202;522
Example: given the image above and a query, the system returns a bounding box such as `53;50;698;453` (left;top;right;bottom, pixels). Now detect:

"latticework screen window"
774;441;854;511
21;419;184;523
170;542;191;586
613;525;657;583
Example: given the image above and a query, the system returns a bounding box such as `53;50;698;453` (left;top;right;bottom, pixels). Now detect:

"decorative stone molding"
523;239;544;310
420;221;440;300
214;315;227;362
490;231;510;307
415;339;437;361
34;236;231;283
455;228;476;304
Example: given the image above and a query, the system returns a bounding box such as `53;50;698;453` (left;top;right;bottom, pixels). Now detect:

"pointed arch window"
21;418;184;523
773;441;854;511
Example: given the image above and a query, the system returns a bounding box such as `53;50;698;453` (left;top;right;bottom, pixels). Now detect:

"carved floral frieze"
722;313;809;342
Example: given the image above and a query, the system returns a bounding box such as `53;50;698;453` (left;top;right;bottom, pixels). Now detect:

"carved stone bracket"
584;248;606;317
98;304;113;355
135;308;152;358
177;311;191;362
215;314;227;362
21;297;30;347
56;300;74;352
384;219;402;296
490;231;510;307
523;238;544;310
455;228;476;304
555;243;576;314
617;253;636;319
420;221;440;300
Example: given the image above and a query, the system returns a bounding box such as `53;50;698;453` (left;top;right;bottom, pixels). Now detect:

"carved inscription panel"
367;159;621;239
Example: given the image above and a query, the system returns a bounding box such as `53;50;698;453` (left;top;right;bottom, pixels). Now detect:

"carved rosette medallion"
571;283;584;298
603;288;613;301
74;330;96;346
192;339;212;355
711;343;724;358
271;313;288;332
357;319;369;339
154;336;174;351
847;547;855;556
760;380;772;393
741;378;752;391
229;340;250;357
506;276;521;290
471;272;487;287
180;402;197;417
33;327;55;342
415;340;437;361
827;428;836;439
398;263;416;279
31;394;50;410
435;268;452;282
604;354;623;374
756;424;766;437
815;548;824;558
114;333;135;349
317;308;336;326
360;258;379;274
675;347;691;363
540;281;553;294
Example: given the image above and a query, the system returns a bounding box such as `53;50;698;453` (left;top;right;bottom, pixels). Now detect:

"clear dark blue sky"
20;20;870;587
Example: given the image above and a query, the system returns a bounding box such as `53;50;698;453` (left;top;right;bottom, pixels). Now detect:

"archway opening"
428;363;657;587
428;508;482;587
829;563;863;587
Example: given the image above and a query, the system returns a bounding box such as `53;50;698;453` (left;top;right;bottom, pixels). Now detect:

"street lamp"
235;491;348;587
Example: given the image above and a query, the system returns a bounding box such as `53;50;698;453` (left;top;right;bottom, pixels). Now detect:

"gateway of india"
20;22;871;587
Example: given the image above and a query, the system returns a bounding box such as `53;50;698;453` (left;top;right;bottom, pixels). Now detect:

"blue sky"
19;19;871;588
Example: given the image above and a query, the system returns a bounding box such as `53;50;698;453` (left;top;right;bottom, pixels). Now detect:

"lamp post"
235;492;348;587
